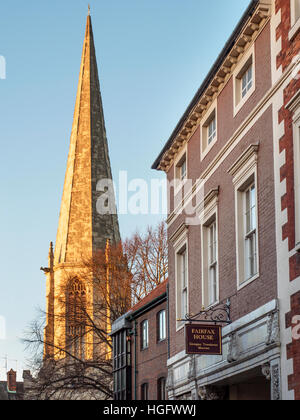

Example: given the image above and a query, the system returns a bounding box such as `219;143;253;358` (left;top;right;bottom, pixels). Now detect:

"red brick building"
111;281;168;400
152;0;300;400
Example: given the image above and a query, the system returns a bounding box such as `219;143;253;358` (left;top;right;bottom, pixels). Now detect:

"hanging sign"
185;324;222;355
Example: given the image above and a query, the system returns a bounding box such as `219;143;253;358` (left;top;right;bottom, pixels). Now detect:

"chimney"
7;369;17;393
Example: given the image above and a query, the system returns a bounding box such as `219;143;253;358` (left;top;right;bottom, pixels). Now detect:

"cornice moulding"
227;143;260;178
158;3;270;172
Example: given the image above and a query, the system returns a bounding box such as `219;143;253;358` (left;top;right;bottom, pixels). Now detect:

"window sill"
237;273;259;291
234;86;255;117
204;300;220;311
201;137;217;161
289;18;300;41
176;322;185;333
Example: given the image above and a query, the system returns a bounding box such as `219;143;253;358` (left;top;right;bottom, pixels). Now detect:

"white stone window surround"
170;224;189;332
289;0;300;40
199;189;220;309
228;144;260;290
200;99;218;161
233;44;256;117
287;91;300;249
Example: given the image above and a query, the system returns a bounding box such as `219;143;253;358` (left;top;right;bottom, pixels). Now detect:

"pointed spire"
53;13;120;265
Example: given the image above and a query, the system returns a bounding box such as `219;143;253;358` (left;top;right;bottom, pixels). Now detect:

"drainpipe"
133;320;137;400
167;284;170;359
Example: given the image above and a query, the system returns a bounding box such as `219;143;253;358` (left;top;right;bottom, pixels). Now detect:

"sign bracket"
178;299;232;325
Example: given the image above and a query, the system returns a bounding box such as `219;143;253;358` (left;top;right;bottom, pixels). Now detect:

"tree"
23;222;168;400
124;221;168;304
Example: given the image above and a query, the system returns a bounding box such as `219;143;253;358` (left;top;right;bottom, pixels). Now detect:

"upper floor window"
244;183;258;280
241;64;253;99
208;116;217;145
141;320;149;350
202;108;217;158
179;159;187;181
228;144;260;289
113;330;130;400
294;0;300;22
157;310;167;342
236;57;254;104
233;47;255;115
289;92;300;247
177;247;188;321
175;154;187;184
208;221;218;305
289;0;300;39
201;195;219;309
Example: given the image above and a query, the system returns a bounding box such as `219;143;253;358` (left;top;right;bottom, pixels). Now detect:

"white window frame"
289;0;300;40
288;91;300;247
158;310;167;342
233;45;255;116
244;183;258;281
141;320;149;350
199;190;219;308
174;145;188;195
200;99;217;160
179;248;188;319
228;144;260;289
170;224;189;331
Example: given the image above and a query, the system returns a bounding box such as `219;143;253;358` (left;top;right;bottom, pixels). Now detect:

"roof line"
128;292;167;320
151;0;259;170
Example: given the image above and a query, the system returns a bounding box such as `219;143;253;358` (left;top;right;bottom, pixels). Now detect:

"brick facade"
111;281;168;400
153;0;300;400
275;0;300;400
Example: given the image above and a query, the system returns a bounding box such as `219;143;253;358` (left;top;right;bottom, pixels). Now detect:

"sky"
0;0;250;380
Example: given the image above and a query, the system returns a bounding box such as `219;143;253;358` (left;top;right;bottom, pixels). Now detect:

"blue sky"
0;0;250;379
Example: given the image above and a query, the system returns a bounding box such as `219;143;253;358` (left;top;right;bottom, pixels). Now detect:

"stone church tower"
43;10;120;361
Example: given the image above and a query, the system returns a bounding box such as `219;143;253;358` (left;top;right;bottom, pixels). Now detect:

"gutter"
151;0;259;170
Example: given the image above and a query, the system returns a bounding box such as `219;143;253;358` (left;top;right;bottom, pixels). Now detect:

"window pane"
208;118;216;144
296;0;300;20
241;64;253;98
158;378;166;400
142;320;148;349
158;310;166;341
209;265;217;305
182;289;187;318
181;160;186;180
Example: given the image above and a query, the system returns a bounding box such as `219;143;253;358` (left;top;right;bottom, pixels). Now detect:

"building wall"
154;0;300;400
272;0;300;400
167;17;277;360
131;300;168;400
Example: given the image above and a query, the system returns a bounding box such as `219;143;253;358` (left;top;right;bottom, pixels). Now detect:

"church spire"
53;12;120;266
